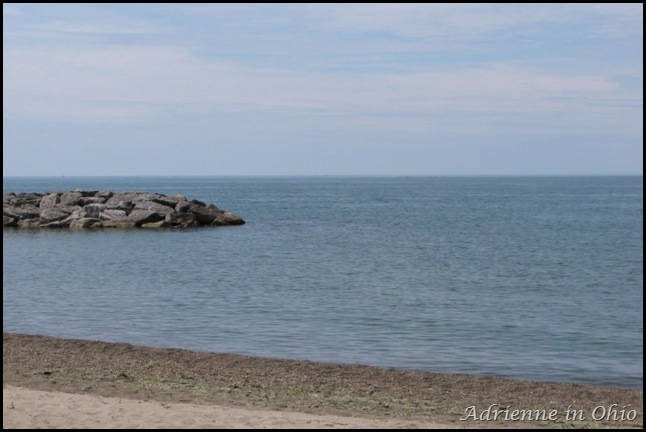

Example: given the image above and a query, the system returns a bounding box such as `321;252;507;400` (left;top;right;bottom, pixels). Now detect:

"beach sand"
3;333;642;429
3;386;451;429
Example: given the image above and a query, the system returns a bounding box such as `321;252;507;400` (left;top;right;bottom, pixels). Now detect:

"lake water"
3;176;643;389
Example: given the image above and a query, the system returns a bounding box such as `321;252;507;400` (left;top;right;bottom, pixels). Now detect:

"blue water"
3;176;643;389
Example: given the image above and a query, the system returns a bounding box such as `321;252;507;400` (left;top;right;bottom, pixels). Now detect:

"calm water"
3;176;643;389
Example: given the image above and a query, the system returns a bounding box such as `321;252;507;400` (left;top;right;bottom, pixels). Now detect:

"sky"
3;3;643;176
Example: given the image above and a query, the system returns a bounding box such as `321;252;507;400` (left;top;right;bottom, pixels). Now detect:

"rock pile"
3;190;245;229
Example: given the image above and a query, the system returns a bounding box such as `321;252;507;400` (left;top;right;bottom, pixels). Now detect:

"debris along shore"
3;333;643;428
3;190;245;228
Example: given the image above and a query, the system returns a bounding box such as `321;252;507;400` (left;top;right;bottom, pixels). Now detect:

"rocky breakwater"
3;190;245;229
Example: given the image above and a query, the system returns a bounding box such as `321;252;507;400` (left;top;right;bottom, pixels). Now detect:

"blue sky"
3;3;643;176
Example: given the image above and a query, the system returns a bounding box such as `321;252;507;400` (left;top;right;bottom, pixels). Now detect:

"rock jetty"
3;190;245;229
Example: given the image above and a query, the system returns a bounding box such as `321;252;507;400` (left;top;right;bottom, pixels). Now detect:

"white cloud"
287;3;643;40
40;20;164;35
4;43;633;121
2;4;642;177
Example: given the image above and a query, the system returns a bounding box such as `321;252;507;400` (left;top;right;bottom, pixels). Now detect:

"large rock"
105;192;140;209
165;211;200;228
39;208;72;224
77;196;107;206
127;209;165;226
17;218;41;228
3;189;245;229
81;203;107;219
3;215;17;227
59;191;83;206
212;211;246;226
133;201;174;215
9;193;43;207
4;205;41;220
39;193;61;209
99;209;128;221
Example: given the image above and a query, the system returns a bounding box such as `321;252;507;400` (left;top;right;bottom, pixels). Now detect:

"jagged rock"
180;202;220;225
5;205;40;220
153;194;186;208
3;215;17;227
39;208;71;224
96;190;113;200
3;193;16;205
39;193;61;209
3;189;245;229
78;203;106;219
77;196;107;206
69;218;102;229
60;191;83;206
135;193;162;202
106;192;140;209
126;209;164;226
12;193;43;206
17;218;41;228
212;211;246;226
109;200;135;212
165;211;200;228
99;209;128;221
133;201;174;215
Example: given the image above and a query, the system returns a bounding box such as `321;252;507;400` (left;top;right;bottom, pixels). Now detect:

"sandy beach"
3;386;452;429
3;333;642;429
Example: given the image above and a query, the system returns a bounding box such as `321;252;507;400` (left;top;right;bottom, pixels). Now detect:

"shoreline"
3;332;643;428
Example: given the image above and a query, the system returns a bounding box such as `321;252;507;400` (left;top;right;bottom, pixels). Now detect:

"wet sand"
3;333;642;429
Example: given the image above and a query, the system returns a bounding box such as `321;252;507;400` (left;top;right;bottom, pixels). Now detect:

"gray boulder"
39;193;61;209
3;189;245;229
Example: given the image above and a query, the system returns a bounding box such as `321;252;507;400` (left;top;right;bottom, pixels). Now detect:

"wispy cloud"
3;3;643;175
38;20;163;35
3;43;633;120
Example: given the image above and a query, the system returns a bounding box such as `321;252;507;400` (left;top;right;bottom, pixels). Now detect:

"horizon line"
2;173;644;179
